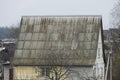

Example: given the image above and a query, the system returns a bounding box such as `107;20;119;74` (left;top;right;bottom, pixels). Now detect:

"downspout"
104;53;110;80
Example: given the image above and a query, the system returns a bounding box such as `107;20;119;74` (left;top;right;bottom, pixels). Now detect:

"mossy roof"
13;16;102;66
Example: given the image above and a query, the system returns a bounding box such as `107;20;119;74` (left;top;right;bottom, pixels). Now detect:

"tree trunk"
55;72;58;80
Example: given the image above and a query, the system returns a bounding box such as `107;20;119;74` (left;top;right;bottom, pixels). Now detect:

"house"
12;16;105;80
103;28;120;80
0;40;16;80
103;28;120;53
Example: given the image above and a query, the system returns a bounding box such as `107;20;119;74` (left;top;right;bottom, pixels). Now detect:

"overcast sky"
0;0;116;29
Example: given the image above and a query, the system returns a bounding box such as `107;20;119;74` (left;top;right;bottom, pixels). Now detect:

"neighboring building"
13;16;105;80
0;39;16;58
0;47;5;80
110;28;120;80
103;28;120;53
103;28;120;80
112;51;120;80
0;39;16;80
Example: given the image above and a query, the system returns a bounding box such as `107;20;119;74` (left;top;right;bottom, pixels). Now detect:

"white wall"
94;27;105;80
67;67;94;80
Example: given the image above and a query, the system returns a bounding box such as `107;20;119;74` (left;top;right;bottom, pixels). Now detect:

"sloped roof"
13;16;102;66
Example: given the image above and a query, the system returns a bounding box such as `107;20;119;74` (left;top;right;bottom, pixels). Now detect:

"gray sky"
0;0;116;29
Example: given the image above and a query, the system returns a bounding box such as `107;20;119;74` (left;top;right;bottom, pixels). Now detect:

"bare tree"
37;53;98;80
110;0;120;50
40;53;72;80
109;2;120;78
0;24;20;39
8;24;20;39
111;0;120;28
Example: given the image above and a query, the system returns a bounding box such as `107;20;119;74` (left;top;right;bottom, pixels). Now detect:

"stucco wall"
13;66;94;80
13;66;42;80
67;67;94;80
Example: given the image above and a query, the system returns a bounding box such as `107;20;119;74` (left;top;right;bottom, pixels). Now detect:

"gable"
13;16;102;66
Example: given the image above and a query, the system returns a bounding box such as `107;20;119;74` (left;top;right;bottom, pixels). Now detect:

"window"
71;39;78;50
93;68;96;77
101;67;103;75
41;68;50;77
97;48;100;58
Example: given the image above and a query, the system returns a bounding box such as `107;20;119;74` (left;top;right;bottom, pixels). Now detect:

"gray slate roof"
13;16;102;66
